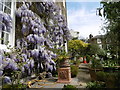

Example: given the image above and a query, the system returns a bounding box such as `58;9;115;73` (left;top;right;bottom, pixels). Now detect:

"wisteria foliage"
0;1;71;84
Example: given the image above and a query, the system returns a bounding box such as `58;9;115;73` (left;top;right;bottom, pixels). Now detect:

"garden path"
28;63;91;88
77;63;91;88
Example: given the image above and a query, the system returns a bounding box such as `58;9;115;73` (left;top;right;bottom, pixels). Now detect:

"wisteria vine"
0;11;13;77
0;0;71;84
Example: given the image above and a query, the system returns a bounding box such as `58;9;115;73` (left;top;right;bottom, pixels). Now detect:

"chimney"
89;34;93;39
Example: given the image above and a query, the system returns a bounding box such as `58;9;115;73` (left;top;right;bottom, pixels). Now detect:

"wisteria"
15;1;66;74
0;0;71;85
0;11;12;32
3;76;12;84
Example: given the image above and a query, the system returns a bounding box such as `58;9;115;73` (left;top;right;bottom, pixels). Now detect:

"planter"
89;68;103;81
103;66;120;73
57;57;71;83
60;57;70;68
57;67;71;83
103;67;112;72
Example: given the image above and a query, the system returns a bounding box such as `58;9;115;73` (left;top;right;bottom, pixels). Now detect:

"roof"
92;35;104;39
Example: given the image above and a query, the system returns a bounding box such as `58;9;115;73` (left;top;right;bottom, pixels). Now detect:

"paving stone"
30;63;91;88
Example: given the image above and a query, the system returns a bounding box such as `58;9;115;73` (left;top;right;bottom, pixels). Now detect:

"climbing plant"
0;0;71;84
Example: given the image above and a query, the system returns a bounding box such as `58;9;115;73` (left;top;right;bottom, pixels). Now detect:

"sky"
66;1;104;39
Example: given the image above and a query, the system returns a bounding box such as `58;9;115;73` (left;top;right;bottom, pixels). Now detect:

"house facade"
0;0;68;51
88;34;108;50
55;0;67;23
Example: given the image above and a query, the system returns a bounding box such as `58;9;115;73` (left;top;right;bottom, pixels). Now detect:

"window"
0;2;3;11
99;44;102;49
4;2;11;14
0;1;11;45
0;1;11;14
97;39;101;44
1;31;9;45
0;0;15;51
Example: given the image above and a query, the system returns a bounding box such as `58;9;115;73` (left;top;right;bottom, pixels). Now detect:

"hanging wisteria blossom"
0;0;71;85
0;11;12;32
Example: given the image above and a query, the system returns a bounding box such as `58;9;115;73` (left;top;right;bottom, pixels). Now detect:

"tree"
99;1;120;59
86;44;106;57
68;40;88;57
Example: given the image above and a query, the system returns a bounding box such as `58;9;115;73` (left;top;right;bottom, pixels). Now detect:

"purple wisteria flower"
30;49;39;59
0;55;3;63
26;34;35;43
3;76;11;84
24;64;29;69
14;1;72;76
0;11;12;32
30;59;34;68
33;28;39;34
14;58;20;62
21;54;28;62
50;60;56;65
0;70;3;76
20;4;28;10
6;61;18;70
22;24;29;35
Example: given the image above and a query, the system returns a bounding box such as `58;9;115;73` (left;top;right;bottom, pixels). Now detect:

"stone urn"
57;57;71;83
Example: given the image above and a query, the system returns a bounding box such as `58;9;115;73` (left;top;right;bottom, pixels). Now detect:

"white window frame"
0;31;9;44
0;0;16;51
97;38;101;44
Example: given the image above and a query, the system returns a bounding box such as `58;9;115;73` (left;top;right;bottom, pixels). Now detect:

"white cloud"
67;7;104;38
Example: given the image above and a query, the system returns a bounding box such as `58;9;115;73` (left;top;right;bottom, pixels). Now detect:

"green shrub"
62;85;77;90
3;84;27;89
73;59;80;66
96;72;120;88
96;71;108;82
86;81;105;88
90;59;103;69
70;65;79;78
116;72;120;88
105;73;118;88
86;55;91;63
102;60;119;67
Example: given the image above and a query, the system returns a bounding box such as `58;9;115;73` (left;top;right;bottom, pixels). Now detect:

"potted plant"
102;60;120;72
70;65;79;78
56;52;70;68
